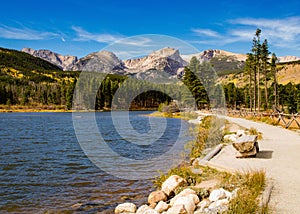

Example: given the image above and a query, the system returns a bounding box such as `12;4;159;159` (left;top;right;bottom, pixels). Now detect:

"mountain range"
21;47;300;81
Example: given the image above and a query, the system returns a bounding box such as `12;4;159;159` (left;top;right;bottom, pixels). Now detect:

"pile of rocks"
115;175;238;214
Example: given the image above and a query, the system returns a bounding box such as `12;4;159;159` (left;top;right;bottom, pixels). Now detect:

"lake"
0;111;191;213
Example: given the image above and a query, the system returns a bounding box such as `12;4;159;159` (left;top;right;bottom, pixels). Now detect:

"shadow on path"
256;150;273;159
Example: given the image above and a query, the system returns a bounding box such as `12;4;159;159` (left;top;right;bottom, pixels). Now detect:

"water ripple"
0;111;190;213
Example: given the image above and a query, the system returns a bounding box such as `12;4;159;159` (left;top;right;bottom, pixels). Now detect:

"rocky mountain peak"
198;49;247;62
149;47;177;57
88;50;122;62
21;47;78;70
149;47;187;66
182;49;247;63
278;56;300;63
71;50;126;74
124;47;187;76
21;47;35;54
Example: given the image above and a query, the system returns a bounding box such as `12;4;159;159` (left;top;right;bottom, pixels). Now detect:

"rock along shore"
114;174;238;214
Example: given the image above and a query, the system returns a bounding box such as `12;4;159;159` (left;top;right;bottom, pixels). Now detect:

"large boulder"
204;205;228;214
136;205;160;214
143;209;159;214
166;204;188;214
155;201;170;213
209;188;231;202
148;190;167;205
136;205;152;214
173;196;196;214
115;202;137;213
170;188;199;206
208;198;229;209
232;135;259;158
161;175;187;196
195;199;210;212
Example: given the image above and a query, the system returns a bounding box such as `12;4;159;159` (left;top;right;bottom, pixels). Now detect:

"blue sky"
1;0;300;58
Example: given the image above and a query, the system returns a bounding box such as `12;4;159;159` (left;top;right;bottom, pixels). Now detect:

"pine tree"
252;37;258;111
251;28;262;111
261;39;270;110
270;53;278;107
245;53;255;111
183;61;209;109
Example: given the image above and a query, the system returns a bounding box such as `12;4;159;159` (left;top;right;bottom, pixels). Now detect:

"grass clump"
227;170;266;214
245;127;263;140
185;116;226;159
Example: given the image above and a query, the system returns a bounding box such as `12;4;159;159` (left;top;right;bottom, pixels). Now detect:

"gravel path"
207;117;300;214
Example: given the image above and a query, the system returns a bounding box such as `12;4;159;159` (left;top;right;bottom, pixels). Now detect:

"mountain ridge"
21;47;300;71
18;46;300;82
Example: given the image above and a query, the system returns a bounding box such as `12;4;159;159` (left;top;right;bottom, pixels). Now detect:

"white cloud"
0;25;59;40
191;28;221;38
72;26;152;47
230;17;300;44
192;17;300;50
227;29;255;42
115;37;152;47
72;26;123;43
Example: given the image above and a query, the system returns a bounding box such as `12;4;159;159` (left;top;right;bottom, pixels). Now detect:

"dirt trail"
207;117;300;214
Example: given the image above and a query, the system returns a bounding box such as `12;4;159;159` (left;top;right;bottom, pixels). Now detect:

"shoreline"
113;113;269;213
0;105;69;113
0;105;158;113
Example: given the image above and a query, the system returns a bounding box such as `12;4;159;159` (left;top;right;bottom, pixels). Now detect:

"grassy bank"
0;104;70;112
154;165;266;213
147;111;199;120
0;105;159;113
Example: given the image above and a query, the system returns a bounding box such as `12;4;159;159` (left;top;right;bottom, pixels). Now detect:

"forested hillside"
0;48;178;110
0;47;79;109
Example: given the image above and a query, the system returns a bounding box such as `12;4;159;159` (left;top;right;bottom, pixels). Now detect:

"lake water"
0;111;190;213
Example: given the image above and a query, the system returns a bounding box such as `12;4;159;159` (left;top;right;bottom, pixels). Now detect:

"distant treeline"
0;79;75;108
223;82;300;113
1;69;299;113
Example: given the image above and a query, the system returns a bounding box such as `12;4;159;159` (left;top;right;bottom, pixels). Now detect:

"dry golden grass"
0;104;70;112
147;111;198;120
218;62;300;86
227;170;266;214
277;64;300;84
